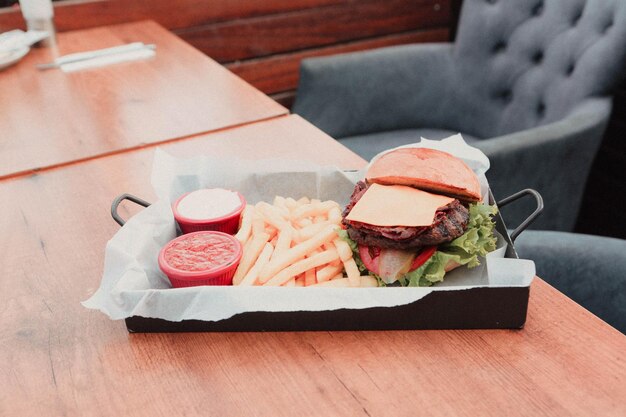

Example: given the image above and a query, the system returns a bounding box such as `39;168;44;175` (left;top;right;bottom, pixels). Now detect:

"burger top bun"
366;148;482;203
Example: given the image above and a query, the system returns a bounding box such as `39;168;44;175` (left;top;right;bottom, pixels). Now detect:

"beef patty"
342;181;470;250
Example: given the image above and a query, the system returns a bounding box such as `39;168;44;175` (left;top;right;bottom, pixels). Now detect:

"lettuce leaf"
439;203;498;267
339;203;498;287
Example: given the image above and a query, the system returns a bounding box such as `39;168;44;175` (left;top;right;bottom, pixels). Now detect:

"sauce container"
172;188;245;234
158;231;243;287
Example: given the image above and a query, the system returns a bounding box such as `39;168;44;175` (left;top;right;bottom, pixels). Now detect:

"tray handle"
111;193;151;227
496;189;543;242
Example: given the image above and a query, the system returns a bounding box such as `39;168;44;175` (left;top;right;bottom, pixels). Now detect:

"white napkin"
60;46;156;72
0;29;48;53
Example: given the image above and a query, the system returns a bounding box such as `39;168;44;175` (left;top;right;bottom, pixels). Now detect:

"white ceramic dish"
0;46;29;71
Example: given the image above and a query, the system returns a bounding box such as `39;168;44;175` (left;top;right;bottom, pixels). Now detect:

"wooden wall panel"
227;28;449;95
179;0;449;62
0;0;350;32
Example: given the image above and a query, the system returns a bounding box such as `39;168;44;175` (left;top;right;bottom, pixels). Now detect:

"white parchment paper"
83;135;535;322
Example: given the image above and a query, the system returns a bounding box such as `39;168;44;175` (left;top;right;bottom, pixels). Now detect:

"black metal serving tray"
110;189;543;332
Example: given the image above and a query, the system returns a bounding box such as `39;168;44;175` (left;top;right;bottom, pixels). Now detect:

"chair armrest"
475;98;612;232
293;43;455;138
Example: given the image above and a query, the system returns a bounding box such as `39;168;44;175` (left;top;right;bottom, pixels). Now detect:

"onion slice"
378;249;416;284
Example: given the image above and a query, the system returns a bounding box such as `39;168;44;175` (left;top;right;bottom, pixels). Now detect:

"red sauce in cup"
159;231;242;287
164;232;240;271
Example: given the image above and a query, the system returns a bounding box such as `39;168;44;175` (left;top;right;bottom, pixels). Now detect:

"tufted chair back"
449;0;626;138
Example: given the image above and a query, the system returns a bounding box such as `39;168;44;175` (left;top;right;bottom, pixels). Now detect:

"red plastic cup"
172;189;245;235
158;231;243;288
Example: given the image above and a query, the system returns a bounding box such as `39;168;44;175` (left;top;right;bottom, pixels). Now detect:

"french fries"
234;205;253;244
232;232;270;285
232;195;373;287
239;243;273;286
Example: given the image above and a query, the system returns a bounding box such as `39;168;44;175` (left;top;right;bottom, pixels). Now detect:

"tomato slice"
358;245;380;275
409;246;436;271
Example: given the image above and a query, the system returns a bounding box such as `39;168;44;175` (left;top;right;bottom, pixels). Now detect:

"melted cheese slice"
346;183;454;227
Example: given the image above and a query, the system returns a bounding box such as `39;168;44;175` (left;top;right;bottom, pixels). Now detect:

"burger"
338;147;498;286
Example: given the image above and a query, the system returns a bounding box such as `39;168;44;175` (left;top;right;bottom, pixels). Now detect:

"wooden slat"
228;28;450;94
0;0;350;32
178;0;451;62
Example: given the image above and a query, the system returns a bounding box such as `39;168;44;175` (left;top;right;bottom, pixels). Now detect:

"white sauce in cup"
176;189;242;220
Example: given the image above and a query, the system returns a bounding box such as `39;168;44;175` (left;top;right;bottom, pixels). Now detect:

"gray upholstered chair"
515;230;626;334
293;0;626;232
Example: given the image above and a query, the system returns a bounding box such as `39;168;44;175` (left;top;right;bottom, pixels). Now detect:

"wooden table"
0;20;287;180
1;115;625;416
